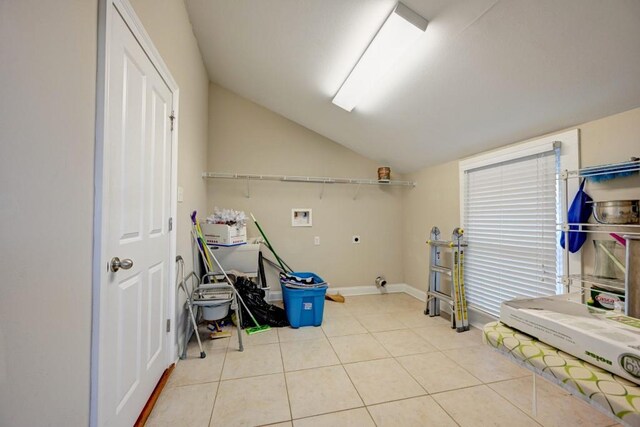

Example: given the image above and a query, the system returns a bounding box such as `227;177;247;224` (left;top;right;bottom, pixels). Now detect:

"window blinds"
463;150;560;317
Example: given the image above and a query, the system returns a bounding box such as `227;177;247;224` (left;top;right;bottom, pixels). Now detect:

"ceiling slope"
186;0;640;172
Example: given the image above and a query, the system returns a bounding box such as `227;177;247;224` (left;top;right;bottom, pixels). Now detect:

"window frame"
458;129;580;317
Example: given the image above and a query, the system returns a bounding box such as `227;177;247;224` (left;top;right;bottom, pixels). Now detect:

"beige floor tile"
147;382;217;427
180;327;232;355
322;300;351;317
432;384;539;427
221;343;283;380
343;296;385;313
355;313;407;332
167;347;226;388
211;373;290;427
397;352;481;393
229;326;279;346
489;375;615;427
321;316;367;337
375;294;425;313
277;326;325;343
367;396;458;427
344;358;426;405
394;310;451;328
413;325;483;350
444;345;530;383
263;423;293;427
292;408;375;427
329;333;391;363
372;329;437;357
286;365;363;419
345;303;385;316
281;338;340;371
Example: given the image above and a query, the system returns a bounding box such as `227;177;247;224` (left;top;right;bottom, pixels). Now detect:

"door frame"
91;0;179;425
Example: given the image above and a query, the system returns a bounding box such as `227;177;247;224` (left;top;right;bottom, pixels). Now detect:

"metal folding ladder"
424;226;469;332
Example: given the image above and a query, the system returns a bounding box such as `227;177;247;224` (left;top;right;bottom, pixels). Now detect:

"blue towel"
560;179;592;253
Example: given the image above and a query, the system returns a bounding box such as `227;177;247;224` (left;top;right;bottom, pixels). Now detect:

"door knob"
110;257;134;272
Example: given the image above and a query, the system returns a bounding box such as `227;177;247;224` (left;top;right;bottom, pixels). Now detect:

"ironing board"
483;321;640;426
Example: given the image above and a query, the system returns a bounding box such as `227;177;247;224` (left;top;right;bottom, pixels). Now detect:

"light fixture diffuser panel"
332;2;428;112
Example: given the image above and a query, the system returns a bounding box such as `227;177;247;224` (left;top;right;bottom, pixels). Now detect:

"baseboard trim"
266;283;496;329
402;284;427;302
269;283;412;302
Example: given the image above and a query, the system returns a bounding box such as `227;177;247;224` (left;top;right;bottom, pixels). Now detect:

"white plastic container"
201;302;230;321
209;243;260;276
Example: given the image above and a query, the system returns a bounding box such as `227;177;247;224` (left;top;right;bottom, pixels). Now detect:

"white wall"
207;84;405;289
0;0;209;425
0;1;97;425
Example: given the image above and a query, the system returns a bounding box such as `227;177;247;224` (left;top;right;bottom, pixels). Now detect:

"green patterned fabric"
483;321;640;426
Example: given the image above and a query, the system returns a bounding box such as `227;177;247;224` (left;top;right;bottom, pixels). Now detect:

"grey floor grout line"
207;333;231;427
155;295;608;426
277;328;295;425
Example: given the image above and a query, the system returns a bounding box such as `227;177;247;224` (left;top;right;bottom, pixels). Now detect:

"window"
459;131;579;318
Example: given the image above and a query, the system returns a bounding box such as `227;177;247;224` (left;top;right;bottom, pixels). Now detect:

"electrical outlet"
352;235;361;244
314;236;320;245
177;186;184;203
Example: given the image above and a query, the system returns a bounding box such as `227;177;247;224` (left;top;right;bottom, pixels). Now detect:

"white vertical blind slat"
463;150;559;318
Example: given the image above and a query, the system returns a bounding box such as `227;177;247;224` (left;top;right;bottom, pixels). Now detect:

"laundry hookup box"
500;294;640;385
201;223;247;246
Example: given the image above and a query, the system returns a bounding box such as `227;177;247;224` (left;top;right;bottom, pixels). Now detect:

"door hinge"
166;319;171;333
168;217;173;231
169;111;175;131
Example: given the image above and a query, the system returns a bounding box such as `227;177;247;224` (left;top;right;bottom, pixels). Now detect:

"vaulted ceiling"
185;0;640;172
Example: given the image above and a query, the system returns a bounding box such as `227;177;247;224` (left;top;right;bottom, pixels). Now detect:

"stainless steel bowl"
591;200;639;224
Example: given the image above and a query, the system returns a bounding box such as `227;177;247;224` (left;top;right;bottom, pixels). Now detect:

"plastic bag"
234;276;289;328
560;179;592;253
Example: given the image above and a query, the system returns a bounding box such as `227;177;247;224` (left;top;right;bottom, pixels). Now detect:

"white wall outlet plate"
352;235;361;244
177;186;184;203
314;236;320;245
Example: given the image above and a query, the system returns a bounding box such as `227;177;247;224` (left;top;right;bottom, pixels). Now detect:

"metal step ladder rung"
430;265;451;276
424;226;469;332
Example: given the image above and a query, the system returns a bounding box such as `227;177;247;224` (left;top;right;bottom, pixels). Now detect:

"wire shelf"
568;274;625;293
203;172;416;187
556;223;640;236
560;158;640;180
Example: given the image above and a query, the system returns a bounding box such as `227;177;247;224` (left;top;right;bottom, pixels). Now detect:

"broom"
192;215;270;335
250;213;293;273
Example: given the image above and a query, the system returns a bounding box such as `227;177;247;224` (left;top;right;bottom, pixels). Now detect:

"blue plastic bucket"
280;272;327;328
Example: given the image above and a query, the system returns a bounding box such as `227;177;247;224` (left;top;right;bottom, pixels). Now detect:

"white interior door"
99;6;173;426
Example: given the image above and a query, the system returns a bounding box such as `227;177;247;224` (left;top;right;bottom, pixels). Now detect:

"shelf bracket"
353;183;361;201
319;182;325;200
245;178;251;199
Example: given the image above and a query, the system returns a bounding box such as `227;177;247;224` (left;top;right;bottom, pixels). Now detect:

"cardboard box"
500;294;640;385
201;223;246;246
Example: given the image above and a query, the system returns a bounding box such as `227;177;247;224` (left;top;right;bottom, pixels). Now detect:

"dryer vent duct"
375;276;387;288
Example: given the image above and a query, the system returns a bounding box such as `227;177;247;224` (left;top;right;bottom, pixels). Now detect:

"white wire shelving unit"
202;172;416;199
557;159;640;314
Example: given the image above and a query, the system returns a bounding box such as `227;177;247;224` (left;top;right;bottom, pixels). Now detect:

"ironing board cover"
483;321;640;426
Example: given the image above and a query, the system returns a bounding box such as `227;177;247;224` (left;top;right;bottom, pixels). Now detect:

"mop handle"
202;239;263;328
250;213;292;272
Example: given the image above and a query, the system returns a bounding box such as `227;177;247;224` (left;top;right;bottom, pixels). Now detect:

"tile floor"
147;293;621;427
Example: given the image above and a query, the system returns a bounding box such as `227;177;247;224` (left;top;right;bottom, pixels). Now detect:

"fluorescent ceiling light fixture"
332;2;428;112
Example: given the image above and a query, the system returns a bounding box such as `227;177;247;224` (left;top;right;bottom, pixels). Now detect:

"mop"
250;213;293;273
191;215;270;335
251;212;340;303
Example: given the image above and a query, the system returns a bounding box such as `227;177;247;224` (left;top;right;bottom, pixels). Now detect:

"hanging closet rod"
202;172;416;187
